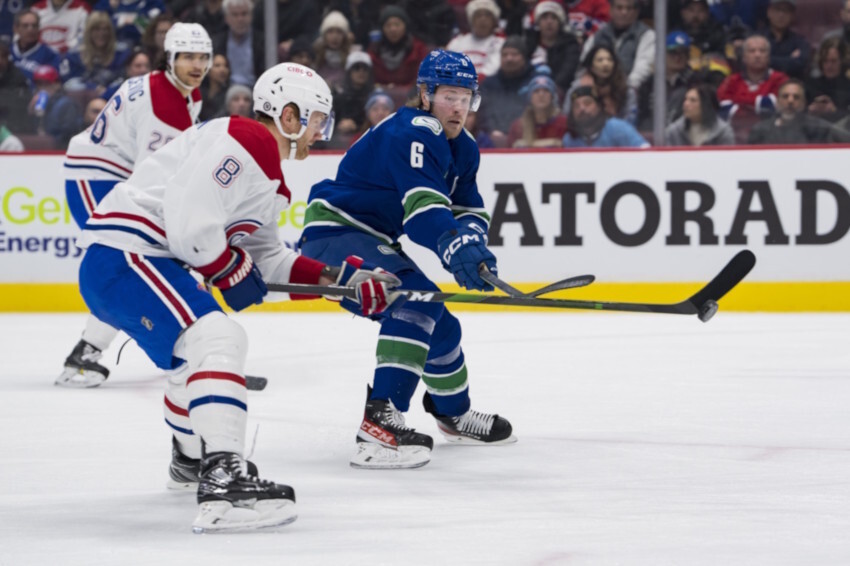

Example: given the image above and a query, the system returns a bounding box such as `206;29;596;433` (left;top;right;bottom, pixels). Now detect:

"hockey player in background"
75;62;402;532
300;49;516;470
58;23;212;388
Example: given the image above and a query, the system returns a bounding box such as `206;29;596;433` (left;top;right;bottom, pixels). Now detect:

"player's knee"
178;312;248;371
429;311;462;357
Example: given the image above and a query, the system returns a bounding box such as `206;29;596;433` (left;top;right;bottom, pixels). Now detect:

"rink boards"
1;146;848;312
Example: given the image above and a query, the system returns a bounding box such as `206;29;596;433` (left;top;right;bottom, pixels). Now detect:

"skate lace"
454;410;495;436
226;454;274;487
383;400;413;432
80;344;103;363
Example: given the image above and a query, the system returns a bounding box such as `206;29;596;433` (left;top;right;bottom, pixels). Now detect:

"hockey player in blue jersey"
300;49;517;470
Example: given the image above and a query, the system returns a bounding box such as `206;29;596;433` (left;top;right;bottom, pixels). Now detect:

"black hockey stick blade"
266;250;755;321
527;275;595;297
245;375;268;391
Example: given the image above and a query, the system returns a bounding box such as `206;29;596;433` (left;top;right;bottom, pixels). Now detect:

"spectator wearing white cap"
314;10;354;91
332;50;376;145
524;0;582;93
446;0;505;80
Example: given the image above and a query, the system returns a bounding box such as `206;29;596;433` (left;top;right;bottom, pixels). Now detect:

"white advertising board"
1;147;848;284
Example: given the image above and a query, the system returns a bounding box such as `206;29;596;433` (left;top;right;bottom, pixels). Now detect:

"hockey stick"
267;250;755;322
479;268;595;298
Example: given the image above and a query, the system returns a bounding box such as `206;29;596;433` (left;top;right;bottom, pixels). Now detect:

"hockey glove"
209;246;268;312
437;225;497;291
334;256;403;317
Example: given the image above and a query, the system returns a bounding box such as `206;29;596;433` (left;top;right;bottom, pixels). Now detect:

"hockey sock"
422;311;470;417
371;308;435;412
163;364;201;458
81;314;120;351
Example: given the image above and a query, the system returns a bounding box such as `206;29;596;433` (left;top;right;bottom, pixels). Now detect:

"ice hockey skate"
350;388;434;470
167;437;260;492
191;451;296;533
423;393;517;445
55;339;110;388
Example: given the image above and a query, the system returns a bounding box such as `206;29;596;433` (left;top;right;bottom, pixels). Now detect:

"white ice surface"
1;312;848;565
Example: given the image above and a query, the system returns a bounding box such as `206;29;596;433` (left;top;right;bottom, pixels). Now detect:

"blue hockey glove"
437;225;497;291
334;256;404;317
209;246;267;311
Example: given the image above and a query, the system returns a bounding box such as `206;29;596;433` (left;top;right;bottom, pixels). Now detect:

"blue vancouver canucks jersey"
303;107;490;255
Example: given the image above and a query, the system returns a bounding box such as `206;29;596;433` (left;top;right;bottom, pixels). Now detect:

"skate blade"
439;431;518;445
349;443;431;469
166;479;198;492
191;499;297;534
55;368;107;388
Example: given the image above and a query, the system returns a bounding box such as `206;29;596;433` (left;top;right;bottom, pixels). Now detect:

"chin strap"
166;68;194;93
272;113;306;160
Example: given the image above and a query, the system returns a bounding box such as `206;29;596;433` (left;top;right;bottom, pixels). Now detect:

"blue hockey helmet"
416;49;481;111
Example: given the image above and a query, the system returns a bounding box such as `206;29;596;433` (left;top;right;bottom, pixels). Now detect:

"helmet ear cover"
252;63;335;142
417;49;481;111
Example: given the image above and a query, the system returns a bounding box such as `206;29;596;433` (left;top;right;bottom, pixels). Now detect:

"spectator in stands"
464;110;494;148
565;0;610;40
749;79;850;144
566;44;637;125
27;64;81;148
367;5;428;100
582;0;654;91
446;0;504;80
0;120;25;152
82;96;106;127
638;31;695;131
252;0;319;57
666;84;735;145
824;0;850;47
11;10;62;85
314;11;353;91
508;72;568;147
100;47;150;99
562;85;649;147
351;89;394;144
0;0;24;45
285;36;316;67
187;0;227;38
32;0;89;55
807;38;850;124
326;0;381;48
0;41;36;135
400;0;457;48
477;35;536;147
140;13;173;66
677;0;727;66
220;83;252;117
708;0;769;30
717;34;788;141
214;0;264;87
762;0;809;79
200;53;230;121
525;1;581;93
60;12;128;95
94;0;165;52
333;51;376;139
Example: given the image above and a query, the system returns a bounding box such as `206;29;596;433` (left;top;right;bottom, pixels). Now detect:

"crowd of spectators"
2;0;850;151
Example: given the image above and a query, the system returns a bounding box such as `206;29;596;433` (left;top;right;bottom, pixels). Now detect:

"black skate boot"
192;451;296;533
168;437;258;492
56;339;110;388
423;392;517;445
351;386;434;469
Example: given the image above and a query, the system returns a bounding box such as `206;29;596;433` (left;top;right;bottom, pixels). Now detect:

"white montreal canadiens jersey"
78;116;308;299
64;71;202;182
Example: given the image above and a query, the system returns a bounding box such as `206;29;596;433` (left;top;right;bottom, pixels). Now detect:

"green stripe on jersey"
452;207;491;227
304;200;393;244
422;364;468;394
376;337;429;374
402;188;451;223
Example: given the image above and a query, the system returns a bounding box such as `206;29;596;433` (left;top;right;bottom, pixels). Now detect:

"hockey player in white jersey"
58;23;212;388
76;63;401;533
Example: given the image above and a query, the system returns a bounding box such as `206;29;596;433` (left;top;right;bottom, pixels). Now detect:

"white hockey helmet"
164;23;213;86
253;63;335;142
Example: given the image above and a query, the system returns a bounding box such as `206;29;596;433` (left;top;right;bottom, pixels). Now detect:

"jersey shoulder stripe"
149;71;193;131
226;116;289;198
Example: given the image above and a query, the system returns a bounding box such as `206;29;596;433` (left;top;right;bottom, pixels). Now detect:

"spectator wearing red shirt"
368;5;429;105
717;34;788;142
508;73;568;148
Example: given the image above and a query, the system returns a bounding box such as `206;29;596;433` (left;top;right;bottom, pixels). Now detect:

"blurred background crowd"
1;0;849;152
